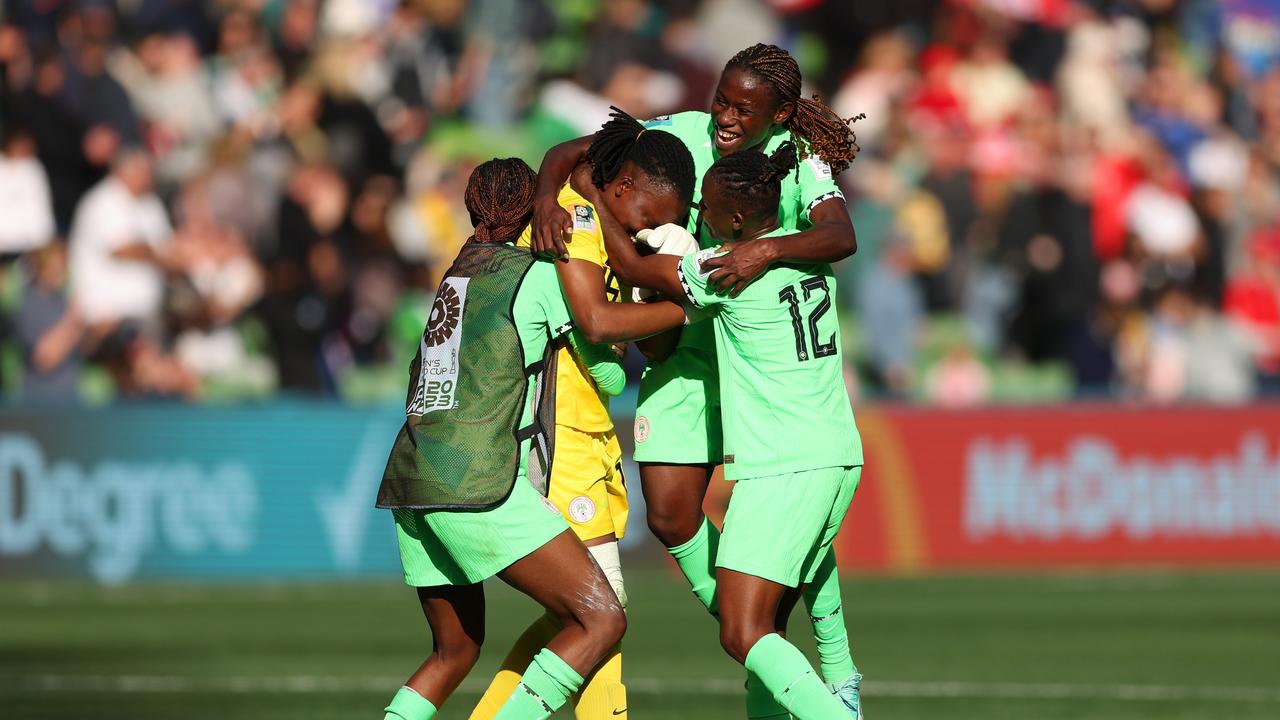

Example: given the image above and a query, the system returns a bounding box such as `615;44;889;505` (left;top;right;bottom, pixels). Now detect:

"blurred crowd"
1;0;1278;406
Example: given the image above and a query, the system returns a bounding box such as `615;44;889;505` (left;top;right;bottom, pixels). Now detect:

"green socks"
493;648;584;720
803;546;857;683
666;517;721;615
745;673;791;719
744;633;848;719
671;519;790;718
384;686;438;720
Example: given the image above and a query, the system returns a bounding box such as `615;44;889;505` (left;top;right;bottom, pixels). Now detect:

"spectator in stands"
15;243;82;403
0;128;55;257
68;148;173;332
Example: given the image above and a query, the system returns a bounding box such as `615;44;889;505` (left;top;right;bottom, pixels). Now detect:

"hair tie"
636;128;646;140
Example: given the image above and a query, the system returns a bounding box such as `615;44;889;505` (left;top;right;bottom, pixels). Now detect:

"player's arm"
566;329;626;396
531;136;593;257
593;199;686;299
635;328;681;363
556;259;685;344
702;198;855;295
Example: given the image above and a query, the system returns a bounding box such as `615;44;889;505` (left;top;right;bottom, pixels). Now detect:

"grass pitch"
2;569;1278;719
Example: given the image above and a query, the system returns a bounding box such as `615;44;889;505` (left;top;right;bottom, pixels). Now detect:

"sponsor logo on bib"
635;416;651;443
568;496;597;523
542;496;562;516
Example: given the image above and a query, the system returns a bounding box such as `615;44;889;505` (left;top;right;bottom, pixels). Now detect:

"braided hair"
725;43;864;175
464;157;537;244
706;141;799;220
585;106;696;206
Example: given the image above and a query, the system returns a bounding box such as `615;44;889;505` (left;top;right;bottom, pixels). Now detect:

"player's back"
680;236;861;481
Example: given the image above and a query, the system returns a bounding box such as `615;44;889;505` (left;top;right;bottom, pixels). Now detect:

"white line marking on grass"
9;675;1280;703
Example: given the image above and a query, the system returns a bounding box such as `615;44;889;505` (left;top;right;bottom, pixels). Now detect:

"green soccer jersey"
677;229;862;480
643;111;845;248
642;111;846;352
512;260;622;471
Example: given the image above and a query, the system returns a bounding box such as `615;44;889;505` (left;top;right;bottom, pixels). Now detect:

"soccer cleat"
827;672;863;719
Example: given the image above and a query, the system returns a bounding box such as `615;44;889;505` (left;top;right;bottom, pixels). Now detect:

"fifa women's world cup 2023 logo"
409;279;469;416
426;282;462;347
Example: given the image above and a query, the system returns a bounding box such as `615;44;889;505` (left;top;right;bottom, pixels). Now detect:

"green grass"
2;570;1279;719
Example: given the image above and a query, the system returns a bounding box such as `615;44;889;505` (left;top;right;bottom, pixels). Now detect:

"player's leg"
574;533;629;720
471;537;628;720
742;585;805;720
718;569;846;720
475;430;629;720
468;613;558;720
489;530;626;720
798;467;864;718
803;549;855;681
384;583;486;720
641;462;719;611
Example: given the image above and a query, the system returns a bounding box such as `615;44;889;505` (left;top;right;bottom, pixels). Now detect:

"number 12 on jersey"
778;277;836;362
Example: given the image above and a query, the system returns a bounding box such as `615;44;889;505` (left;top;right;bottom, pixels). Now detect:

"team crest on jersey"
568;496;597;523
573;205;596;231
805;155;833;182
635;416;651;443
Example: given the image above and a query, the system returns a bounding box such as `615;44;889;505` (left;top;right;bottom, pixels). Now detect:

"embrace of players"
375;44;865;720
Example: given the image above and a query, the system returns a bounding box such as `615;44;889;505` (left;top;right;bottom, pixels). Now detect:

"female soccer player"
470;114;697;720
376;158;690;720
531;44;865;716
597;143;864;720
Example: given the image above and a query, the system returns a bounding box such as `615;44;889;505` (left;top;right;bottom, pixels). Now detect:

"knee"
719;621;767;665
584;603;627;649
435;632;483;673
646;507;701;548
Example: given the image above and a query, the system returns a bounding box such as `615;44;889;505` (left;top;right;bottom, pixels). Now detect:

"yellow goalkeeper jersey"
516;182;622;433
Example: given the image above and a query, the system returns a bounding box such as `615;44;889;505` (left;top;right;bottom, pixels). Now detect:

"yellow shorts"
548;426;629;542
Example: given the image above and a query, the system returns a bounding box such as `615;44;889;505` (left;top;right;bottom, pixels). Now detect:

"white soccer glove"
631;224;699;302
634;223;698;256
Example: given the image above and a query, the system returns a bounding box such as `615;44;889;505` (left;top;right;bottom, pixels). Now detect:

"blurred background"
1;1;1279;719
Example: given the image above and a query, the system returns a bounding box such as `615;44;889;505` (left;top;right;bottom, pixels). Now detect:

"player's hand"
531;197;571;259
702;239;775;296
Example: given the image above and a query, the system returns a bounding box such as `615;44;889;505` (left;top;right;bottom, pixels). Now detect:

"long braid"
585;106;696;206
707;141;799;219
464;157;537;244
726;43;865;175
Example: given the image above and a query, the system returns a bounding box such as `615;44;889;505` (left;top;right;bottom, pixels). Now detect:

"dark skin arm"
532;136;593;257
701;198;856;295
635;326;681;363
555;259;685;344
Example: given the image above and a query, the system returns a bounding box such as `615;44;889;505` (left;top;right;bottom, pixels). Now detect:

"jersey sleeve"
796;152;846;221
677;247;728;309
566;329;626;397
644;111;709;150
526;261;576;340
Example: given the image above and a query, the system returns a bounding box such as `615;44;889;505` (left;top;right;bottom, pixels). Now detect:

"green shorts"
717;466;861;588
393;476;568;587
633;344;722;465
